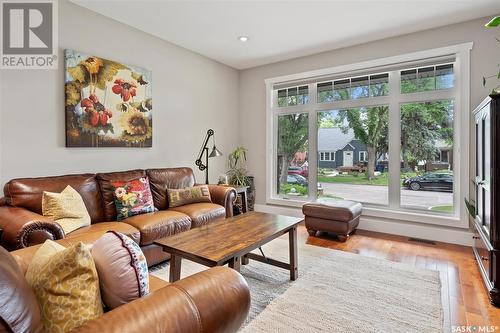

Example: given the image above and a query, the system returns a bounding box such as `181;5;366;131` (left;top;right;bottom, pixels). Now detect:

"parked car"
288;166;308;177
403;172;453;192
287;174;308;186
287;174;324;193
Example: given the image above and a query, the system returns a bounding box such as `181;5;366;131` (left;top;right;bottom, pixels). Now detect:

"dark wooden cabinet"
473;94;500;306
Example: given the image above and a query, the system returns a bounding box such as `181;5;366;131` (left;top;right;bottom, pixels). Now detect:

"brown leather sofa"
0;167;237;266
2;233;251;333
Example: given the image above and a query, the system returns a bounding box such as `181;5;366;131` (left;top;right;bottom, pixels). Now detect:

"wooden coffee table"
154;212;302;282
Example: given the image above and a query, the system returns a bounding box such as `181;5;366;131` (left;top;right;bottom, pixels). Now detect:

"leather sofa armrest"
70;267;251;333
206;185;237;217
0;206;65;250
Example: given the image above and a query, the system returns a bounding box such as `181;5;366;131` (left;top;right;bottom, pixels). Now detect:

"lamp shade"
209;146;223;158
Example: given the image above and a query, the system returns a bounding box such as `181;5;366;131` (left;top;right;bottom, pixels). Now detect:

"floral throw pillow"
111;177;155;220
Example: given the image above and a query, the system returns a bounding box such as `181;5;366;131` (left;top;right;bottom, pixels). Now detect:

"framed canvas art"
65;49;152;147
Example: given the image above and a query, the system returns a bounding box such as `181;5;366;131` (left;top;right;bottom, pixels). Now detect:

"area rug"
150;237;443;332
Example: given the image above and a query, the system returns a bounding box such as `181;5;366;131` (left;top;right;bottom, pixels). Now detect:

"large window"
267;44;471;227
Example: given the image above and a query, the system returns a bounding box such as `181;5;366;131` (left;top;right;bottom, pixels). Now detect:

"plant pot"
246;176;255;211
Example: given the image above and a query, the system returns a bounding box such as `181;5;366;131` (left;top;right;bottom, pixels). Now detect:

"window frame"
359;151;367;162
319;151;336;162
265;43;472;228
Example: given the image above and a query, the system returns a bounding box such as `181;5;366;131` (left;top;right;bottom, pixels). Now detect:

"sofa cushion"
146;168;196;210
67;221;141;245
3;173;105;223
111;177;155;220
92;232;149;309
121;210;191;245
0;246;43;333
149;275;169;292
170;203;225;228
96;169;146;221
168;185;212;208
42;185;91;234
26;241;103;333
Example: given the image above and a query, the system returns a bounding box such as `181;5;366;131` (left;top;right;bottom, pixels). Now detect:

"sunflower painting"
65;49;152;147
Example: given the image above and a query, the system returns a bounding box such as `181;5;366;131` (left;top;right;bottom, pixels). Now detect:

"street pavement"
320;182;453;210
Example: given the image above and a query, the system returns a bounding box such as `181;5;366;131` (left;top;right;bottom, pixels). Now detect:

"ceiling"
71;0;500;70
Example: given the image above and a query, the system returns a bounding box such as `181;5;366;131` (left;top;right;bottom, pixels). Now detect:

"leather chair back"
3;174;106;223
147;168;196;210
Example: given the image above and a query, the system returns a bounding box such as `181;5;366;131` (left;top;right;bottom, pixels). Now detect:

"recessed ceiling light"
238;36;249;42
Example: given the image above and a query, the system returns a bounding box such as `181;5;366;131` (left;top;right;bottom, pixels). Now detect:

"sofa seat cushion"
67;222;141;245
149;275;169;292
170;203;225;228
121;211;191;245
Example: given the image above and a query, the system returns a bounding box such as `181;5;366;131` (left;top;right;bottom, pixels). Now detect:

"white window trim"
359;151;367;162
265;42;472;229
319;151;337;162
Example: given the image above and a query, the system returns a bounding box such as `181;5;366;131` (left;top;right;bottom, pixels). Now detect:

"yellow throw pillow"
26;240;103;333
42;185;91;234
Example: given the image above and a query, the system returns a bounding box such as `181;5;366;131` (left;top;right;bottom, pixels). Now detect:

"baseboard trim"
254;204;473;247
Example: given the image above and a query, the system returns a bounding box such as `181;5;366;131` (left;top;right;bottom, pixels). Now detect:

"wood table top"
154;211;302;266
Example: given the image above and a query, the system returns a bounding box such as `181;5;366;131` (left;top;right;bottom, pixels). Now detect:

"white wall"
239;15;500;206
0;0;239;186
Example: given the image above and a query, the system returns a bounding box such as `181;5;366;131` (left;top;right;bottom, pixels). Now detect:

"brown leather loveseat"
3;234;251;333
0;167;236;266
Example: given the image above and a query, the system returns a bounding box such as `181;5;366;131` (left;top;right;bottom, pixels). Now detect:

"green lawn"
318;171;418;186
318;173;388;185
429;205;454;213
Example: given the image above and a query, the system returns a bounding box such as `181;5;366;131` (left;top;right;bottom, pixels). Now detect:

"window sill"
266;197;467;229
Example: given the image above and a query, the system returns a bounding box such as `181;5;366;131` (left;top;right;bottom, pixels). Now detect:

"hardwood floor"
297;225;500;329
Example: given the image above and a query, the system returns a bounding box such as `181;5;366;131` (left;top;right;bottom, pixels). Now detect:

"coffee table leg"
228;256;241;272
169;254;182;283
289;226;298;280
242;255;249;265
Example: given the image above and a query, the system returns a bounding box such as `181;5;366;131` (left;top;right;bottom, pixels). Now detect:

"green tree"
277;114;308;188
400;100;453;170
337;106;389;180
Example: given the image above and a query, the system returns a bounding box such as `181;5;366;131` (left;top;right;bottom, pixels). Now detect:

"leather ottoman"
302;200;362;242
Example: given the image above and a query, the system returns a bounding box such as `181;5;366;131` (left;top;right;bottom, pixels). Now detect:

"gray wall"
239;16;499;205
0;0;239;186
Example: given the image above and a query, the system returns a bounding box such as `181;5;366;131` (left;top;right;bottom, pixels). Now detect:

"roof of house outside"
318;127;356;152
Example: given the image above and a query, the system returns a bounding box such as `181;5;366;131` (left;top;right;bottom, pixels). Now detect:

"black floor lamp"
195;129;223;184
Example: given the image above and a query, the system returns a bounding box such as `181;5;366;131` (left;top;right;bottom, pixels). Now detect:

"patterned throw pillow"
111;177;155;220
168;185;212;208
92;231;149;309
42;185;91;234
25;240;103;333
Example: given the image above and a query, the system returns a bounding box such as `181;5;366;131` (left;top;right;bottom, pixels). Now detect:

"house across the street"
318;128;367;168
317;127;452;170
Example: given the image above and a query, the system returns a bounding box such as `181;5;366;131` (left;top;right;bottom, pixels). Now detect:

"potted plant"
483;16;500;94
226;147;255;211
227;146;249;186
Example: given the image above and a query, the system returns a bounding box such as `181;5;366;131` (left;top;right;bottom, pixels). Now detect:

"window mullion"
388;71;401;209
308;83;318;202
